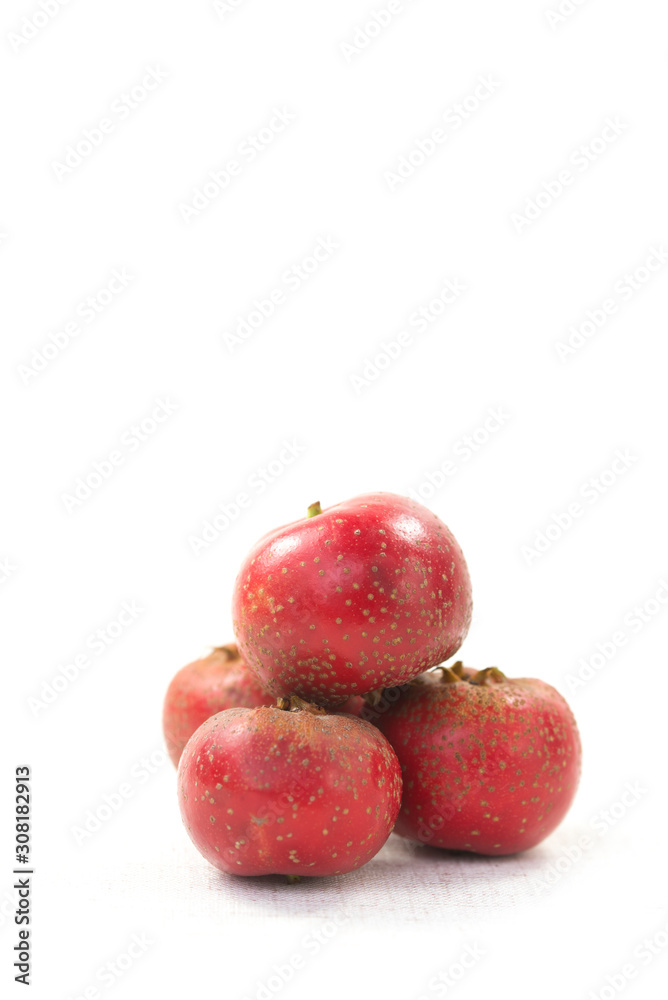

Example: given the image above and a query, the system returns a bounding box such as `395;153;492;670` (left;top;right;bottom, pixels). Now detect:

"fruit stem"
307;501;322;518
286;875;301;884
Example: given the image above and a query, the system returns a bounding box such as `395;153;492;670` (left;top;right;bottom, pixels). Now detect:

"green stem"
307;501;322;518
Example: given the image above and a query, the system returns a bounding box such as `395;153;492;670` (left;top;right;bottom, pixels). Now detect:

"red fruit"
232;492;472;705
335;695;367;718
376;663;582;855
162;644;274;766
177;699;402;877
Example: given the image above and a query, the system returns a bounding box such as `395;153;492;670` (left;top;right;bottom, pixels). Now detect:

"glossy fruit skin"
376;668;582;855
162;645;274;766
232;492;472;705
177;705;402;877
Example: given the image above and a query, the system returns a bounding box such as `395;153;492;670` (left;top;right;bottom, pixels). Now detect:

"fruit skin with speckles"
232;493;472;705
162;644;274;767
376;664;582;855
177;700;403;877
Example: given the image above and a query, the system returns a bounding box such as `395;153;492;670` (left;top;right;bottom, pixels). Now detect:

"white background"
2;1;667;998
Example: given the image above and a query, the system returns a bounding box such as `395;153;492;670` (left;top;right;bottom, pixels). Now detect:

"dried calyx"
362;689;385;708
213;644;239;661
434;661;466;684
276;695;327;715
470;666;506;686
434;662;506;687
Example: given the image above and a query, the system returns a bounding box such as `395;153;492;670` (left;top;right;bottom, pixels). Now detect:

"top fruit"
232;492;472;704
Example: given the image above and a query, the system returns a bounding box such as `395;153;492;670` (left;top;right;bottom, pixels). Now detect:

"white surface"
2;1;667;998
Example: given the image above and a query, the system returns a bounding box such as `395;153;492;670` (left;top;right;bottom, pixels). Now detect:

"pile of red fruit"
164;493;581;879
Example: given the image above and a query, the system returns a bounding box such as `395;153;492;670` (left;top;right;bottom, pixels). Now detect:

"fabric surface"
32;785;665;1000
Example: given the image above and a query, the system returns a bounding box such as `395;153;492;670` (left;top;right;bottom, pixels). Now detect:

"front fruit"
177;700;403;877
